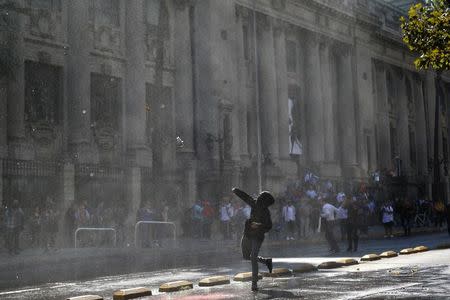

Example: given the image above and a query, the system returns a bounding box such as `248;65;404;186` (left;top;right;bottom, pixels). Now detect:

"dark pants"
324;220;339;252
401;215;412;236
383;221;393;236
6;227;21;254
221;221;231;239
286;221;295;237
241;235;268;285
346;222;359;251
340;219;347;241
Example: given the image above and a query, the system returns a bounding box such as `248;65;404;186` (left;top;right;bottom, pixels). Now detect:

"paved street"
0;233;449;299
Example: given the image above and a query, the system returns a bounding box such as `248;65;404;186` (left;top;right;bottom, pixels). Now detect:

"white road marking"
0;288;41;295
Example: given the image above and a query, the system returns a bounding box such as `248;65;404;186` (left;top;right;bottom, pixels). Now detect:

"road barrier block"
413;245;429;252
292;263;317;274
379;251;398;258
336;258;358;266
198;276;230;287
233;272;263;282
159;281;193;293
400;248;416;255
67;296;103;300
262;268;292;277
113;287;152;300
360;254;381;261
317;261;343;269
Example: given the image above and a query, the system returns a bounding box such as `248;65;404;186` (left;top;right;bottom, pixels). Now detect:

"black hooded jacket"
232;188;274;240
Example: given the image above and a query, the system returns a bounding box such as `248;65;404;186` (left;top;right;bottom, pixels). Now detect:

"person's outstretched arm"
232;188;256;208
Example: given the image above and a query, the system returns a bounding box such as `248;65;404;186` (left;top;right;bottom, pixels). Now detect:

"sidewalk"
0;225;446;290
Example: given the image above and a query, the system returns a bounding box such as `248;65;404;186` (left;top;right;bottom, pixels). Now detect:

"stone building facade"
1;0;449;241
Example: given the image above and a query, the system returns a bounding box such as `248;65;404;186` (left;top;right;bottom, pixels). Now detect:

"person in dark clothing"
232;187;274;292
343;197;360;252
4;200;24;255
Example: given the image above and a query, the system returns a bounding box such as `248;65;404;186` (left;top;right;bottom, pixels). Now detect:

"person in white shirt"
336;204;348;241
282;201;296;240
220;197;234;239
320;198;340;253
381;201;394;238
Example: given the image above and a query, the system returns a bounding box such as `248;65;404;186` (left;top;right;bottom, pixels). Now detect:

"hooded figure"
232;187;274;291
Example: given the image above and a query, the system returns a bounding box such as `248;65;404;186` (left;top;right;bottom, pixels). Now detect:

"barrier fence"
134;221;177;248
74;227;117;248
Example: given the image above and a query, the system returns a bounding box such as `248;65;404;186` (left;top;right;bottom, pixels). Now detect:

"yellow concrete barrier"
360;254;381;261
233;272;263;282
413;245;429;252
291;263;317;273
317;261;343;269
262;268;292;277
399;248;416;255
336;258;358;266
113;287;152;300
66;296;103;300
198;276;230;287
379;251;398;258
159;280;193;293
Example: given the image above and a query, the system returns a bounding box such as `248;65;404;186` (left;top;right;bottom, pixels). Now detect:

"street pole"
252;1;262;193
433;71;442;204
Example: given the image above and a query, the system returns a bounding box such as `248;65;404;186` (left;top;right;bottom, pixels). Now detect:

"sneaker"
251;285;258;292
266;258;273;273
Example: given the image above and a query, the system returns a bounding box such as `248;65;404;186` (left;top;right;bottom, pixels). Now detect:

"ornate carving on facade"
331;41;352;57
26;1;63;40
273;19;287;36
29;120;55;146
271;0;286;11
256;13;272;31
93;25;122;54
235;5;252;22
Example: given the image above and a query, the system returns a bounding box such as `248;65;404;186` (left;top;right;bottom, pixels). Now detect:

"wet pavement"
0;232;449;299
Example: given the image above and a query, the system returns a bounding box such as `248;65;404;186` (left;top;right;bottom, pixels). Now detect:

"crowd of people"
1;171;449;254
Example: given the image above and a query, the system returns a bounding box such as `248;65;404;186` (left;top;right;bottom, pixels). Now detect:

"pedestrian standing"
299;198;312;238
343;197;360;252
191;200;204;238
220;197;234;239
337;203;348;241
381;201;394;238
30;206;42;248
42;205;59;253
282;201;296;240
4;200;24;255
320;198;340;254
232;187;273;292
201;200;214;239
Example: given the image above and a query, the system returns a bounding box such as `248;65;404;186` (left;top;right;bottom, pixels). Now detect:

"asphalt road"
1;233;449;299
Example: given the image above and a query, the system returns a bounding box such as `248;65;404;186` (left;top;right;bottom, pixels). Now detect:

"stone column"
125;167;141;243
6;3;27;158
273;20;289;160
320;40;336;162
374;62;391;169
336;45;358;176
67;0;92;163
257;14;279;164
174;0;194;156
414;74;428;176
0;78;7;158
125;0;151;166
304;32;324;163
397;71;411;175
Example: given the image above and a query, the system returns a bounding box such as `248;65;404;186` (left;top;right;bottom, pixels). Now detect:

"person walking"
320;197;340;254
232;187;274;292
343;196;360;252
337;203;348;241
4;200;24;255
282;200;296;240
381;201;394;238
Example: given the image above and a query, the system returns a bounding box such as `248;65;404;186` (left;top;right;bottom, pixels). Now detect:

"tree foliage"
400;0;450;72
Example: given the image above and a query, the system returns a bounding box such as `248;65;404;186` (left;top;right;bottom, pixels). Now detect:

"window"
243;25;250;61
389;123;397;159
405;77;414;116
25;61;61;124
90;74;121;130
286;40;297;73
94;0;120;26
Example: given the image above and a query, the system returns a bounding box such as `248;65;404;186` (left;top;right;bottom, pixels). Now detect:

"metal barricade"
74;227;117;248
134;221;177;248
